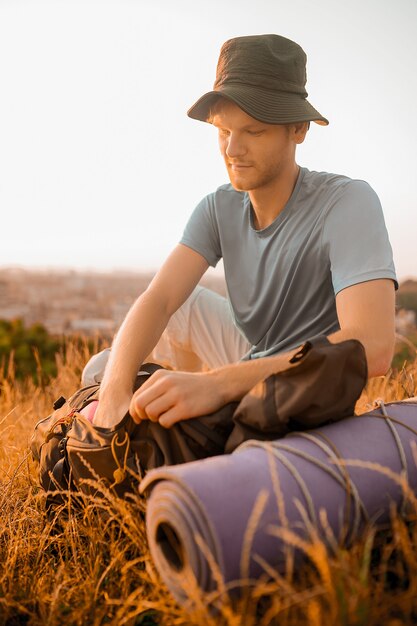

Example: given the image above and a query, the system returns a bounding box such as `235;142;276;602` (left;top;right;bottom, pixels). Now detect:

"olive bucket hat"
187;34;329;126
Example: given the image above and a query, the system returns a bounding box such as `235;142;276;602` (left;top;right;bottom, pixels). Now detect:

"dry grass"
1;342;417;625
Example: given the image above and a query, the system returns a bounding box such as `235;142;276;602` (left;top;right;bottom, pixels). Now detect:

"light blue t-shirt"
180;167;397;359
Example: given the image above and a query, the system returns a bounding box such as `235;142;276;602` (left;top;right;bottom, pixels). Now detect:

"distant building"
396;308;416;334
0;305;30;320
70;318;115;336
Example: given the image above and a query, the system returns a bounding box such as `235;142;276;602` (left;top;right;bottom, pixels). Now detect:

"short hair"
207;99;311;133
206;96;230;124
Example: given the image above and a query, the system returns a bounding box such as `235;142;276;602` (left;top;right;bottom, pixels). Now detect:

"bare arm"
93;244;209;427
130;278;395;428
328;278;395;376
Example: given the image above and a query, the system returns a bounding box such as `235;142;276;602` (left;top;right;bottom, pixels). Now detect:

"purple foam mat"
140;400;417;606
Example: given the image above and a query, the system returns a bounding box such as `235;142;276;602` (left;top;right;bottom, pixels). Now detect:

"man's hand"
129;370;226;429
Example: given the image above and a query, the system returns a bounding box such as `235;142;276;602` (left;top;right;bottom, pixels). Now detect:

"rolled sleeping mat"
140;399;417;605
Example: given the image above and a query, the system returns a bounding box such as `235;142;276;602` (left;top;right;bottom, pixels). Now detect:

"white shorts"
81;286;251;385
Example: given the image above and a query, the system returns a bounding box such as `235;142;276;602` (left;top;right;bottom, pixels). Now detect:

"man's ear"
291;122;309;144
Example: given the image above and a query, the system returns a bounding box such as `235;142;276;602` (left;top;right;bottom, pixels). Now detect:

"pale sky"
1;0;416;280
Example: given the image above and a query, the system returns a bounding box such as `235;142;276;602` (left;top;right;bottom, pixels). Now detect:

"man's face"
211;100;302;192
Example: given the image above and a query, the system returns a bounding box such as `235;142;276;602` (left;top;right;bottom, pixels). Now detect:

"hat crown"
186;33;329;127
215;34;308;97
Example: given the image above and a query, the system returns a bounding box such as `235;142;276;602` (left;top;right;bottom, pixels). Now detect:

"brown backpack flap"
225;336;368;453
65;411;141;497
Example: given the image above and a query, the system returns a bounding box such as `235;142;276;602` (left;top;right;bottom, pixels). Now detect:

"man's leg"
152;286;251;370
81;286;251;385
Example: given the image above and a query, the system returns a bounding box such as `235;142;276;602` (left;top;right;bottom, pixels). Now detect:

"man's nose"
225;133;246;159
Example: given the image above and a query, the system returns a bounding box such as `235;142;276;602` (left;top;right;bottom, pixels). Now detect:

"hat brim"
187;85;329;126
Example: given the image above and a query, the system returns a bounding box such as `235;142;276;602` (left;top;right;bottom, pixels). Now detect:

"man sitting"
83;34;397;430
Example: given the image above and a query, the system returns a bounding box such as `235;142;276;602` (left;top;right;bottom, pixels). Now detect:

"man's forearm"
93;289;171;427
211;324;393;405
99;289;170;398
211;347;299;404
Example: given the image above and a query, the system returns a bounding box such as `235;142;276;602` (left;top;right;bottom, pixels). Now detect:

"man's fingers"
129;399;147;422
143;393;176;421
130;380;177;423
129;392;153;421
133;374;171;409
158;407;181;429
128;370;208;427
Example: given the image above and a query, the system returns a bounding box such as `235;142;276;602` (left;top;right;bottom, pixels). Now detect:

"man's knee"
81;348;111;386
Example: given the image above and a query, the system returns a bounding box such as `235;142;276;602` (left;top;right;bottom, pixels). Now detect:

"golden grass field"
1;340;417;626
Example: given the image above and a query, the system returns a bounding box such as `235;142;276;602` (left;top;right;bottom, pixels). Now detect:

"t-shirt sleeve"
322;180;398;294
179;194;222;267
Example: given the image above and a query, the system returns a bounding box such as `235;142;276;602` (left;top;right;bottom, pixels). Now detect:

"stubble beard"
227;161;284;192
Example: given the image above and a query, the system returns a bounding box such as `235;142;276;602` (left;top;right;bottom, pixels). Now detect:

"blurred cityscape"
0;267;226;338
0;267;416;339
